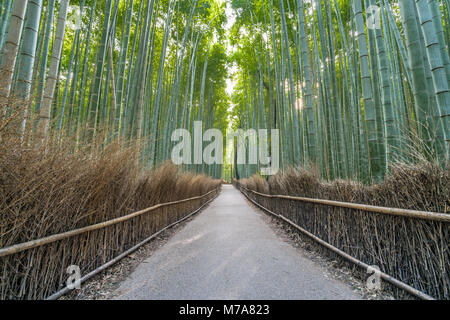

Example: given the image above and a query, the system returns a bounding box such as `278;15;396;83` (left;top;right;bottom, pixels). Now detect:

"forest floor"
64;185;395;300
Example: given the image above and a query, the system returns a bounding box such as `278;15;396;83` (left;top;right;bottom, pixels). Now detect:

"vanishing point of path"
114;185;361;300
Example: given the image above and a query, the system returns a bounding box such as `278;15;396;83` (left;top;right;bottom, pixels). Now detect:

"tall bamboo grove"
0;0;230;179
230;0;449;183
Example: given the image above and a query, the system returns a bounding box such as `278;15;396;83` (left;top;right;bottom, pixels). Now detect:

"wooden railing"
234;181;448;300
0;187;220;300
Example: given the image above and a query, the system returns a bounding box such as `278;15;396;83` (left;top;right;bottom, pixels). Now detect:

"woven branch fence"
234;181;449;300
0;188;220;300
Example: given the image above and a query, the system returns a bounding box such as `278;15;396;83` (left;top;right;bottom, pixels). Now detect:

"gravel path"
113;185;362;300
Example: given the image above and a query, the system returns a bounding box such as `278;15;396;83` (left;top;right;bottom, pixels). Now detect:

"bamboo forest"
0;0;449;301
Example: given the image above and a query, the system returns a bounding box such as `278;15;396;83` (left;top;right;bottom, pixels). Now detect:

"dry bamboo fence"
234;181;449;300
0;188;220;300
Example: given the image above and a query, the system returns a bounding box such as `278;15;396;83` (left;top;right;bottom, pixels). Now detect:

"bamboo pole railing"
235;182;449;300
0;188;219;257
45;194;218;300
240;187;450;222
0;187;221;300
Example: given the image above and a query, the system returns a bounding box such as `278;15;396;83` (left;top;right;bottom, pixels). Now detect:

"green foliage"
0;0;230;179
229;0;450;182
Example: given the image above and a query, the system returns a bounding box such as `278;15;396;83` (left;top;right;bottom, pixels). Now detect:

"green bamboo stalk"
88;0;113;136
353;0;382;182
16;0;43;136
0;0;13;49
34;0;55;114
36;0;69;140
415;0;450;158
0;0;27;108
